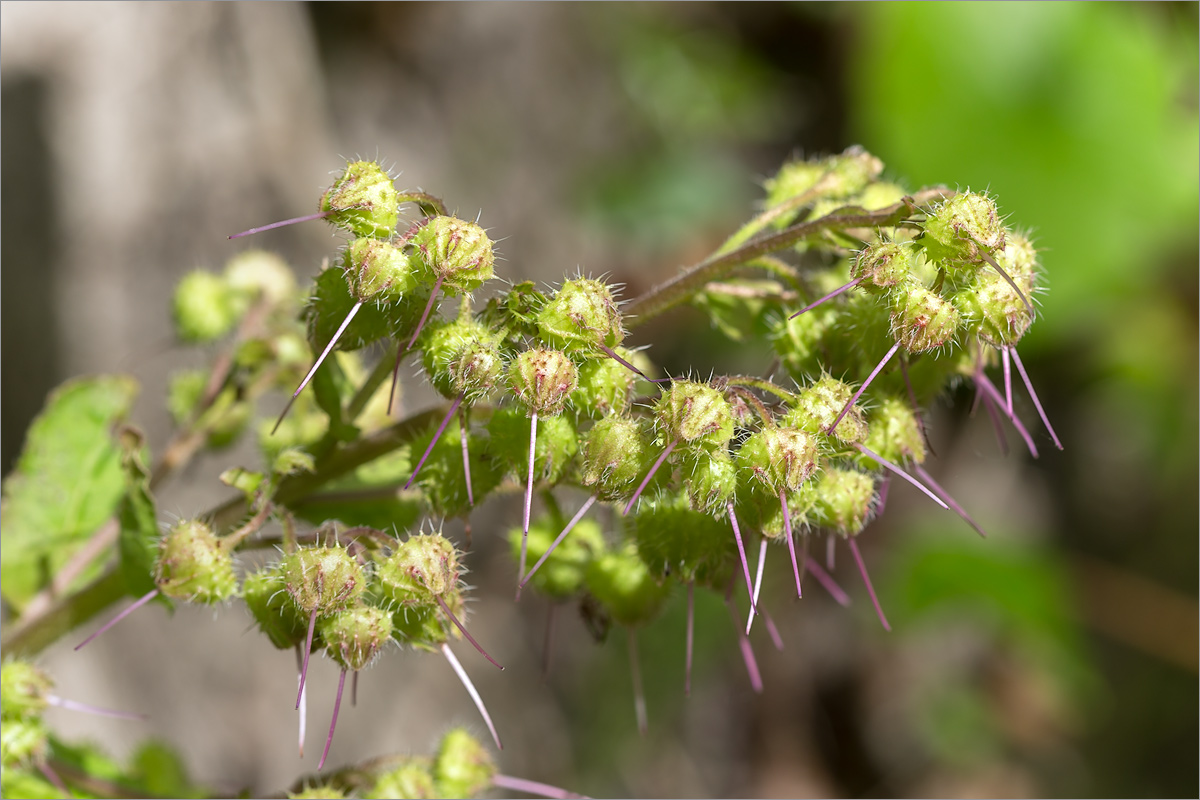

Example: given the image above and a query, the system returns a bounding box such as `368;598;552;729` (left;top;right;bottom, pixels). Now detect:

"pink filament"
790;276;863;319
912;463;988;539
622;438;678;516
229;211;331;240
75;588;159;651
296;607;318;709
746;538;769;636
442;643;503;750
685;581;695;697
1009;347;1063;450
520;495;598;592
274;301;363;434
517;411;539;596
829;342;899;435
629;628;648;736
853;443;948;510
403;393;465;490
317;669;347;771
848;537;890;632
45;695;145;721
492;773;588;800
726;501;757;614
436;594;503;670
804;557;852;607
781;490;804;599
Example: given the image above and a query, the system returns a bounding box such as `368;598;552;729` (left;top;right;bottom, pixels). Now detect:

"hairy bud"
318;605;393;672
507;349;578;417
154;520;237;604
536;278;625;353
410;216;495;295
279;546;365;614
922;191;1005;266
320;160;399;239
654;381;734;451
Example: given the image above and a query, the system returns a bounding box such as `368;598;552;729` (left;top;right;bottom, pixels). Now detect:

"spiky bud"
343;237;416;301
922;191;1005;266
243;567;308;650
634;492;737;588
173;270;237;343
318;605;393;672
154;520;237;604
0;663;52;720
684;450;738;516
376;534;459;607
851;240;920;292
434;728;496;799
737;426;820;494
279;546;365;614
366;758;437;800
654;381;734;451
859;395;926;467
536;278;624;353
787;376;868;445
581;416;646;500
573;353;635;418
507;349;578;417
320;160;399;239
812;468;877;537
410;216;495;295
889;283;962;353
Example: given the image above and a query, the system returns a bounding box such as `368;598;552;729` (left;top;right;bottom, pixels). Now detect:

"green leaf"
128;740;203;798
0;376;138;611
114;427;163;602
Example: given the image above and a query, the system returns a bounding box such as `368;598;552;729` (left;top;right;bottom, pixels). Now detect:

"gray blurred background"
3;3;1197;798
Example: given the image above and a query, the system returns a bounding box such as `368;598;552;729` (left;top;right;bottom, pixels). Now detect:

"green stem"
624;187;953;329
1;567;127;659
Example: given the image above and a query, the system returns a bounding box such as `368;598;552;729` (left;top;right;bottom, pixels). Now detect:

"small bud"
889;283;961;353
787;376;868;445
535;278;625;353
320;160;399;239
343;237;416;301
1;717;48;768
957;232;1039;347
422;318;503;402
0;662;53;720
365;758;437;800
581;416;646;500
765;145;884;208
376;534;459;607
306;266;393;353
410;216;495;295
585;543;669;628
654;381;734;451
279;546;366;614
812;468;877;536
859;395;926;466
434;728;496;799
224;249;297;309
855;181;907;211
318;605;393;672
507;349;578;417
173;270;237;343
573;353;635;418
921;191;1005;266
487;407;578;484
683;450;738;516
154;520;237;604
851;240;920;292
736;426;820;494
633;492;737;588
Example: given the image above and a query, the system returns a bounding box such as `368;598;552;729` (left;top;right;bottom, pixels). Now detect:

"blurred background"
2;2;1196;797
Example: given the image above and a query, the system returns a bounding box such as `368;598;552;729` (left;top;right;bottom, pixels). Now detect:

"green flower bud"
154;520;237;604
279;546;365;614
764;146;884;208
434;728;496;799
956;232;1039;347
487;407;578;484
318;605;393;672
654;381;734;451
173;270;237;343
889;283;961;353
366;757;437;800
306;266;394;353
509;513;605;599
573;353;635;418
921;191;1005;266
633;492;736;588
585;543;669;628
736;426;820;494
812;468;877;537
422;318;503;401
320;160;399;239
224;249;297;309
0;663;52;720
376;534;459;608
507;349;578;417
683;450;738;516
344;237;416;301
855;181;907;211
410;216;495;295
167;369;206;428
786;376;868;445
535;278;624;353
1;717;48;769
851;240;920;292
243;567;308;650
581;416;646;500
859;395;926;467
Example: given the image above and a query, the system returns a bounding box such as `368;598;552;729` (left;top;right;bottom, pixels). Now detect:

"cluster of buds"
124;147;1063;767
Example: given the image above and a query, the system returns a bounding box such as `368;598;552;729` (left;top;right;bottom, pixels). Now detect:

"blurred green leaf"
0;376;138;611
115;427;163;602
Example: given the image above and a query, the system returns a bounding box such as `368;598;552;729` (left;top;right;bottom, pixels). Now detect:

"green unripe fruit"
224;249;296;309
154;520;237;603
243;568;308;650
787;376;868;445
957;232;1038;347
684;450;738;516
889;283;961;353
812;468;877;537
410;216;495;294
581;416;646;500
0;663;52;720
449;339;504;402
434;728;496;799
573;353;635;418
852;240;920;292
922;191;1006;266
488;407;578;484
318;605;393;672
507;349;578;417
634;492;737;588
422;318;503;401
860;395;926;467
737;427;820;494
585;543;670;628
1;717;48;769
173;270;237;343
366;758;437;800
535;278;624;353
509;513;605;599
764;145;883;208
655;381;734;451
306;266;394;352
344;237;416;301
279;546;365;614
320;160;399;239
376;534;459;607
